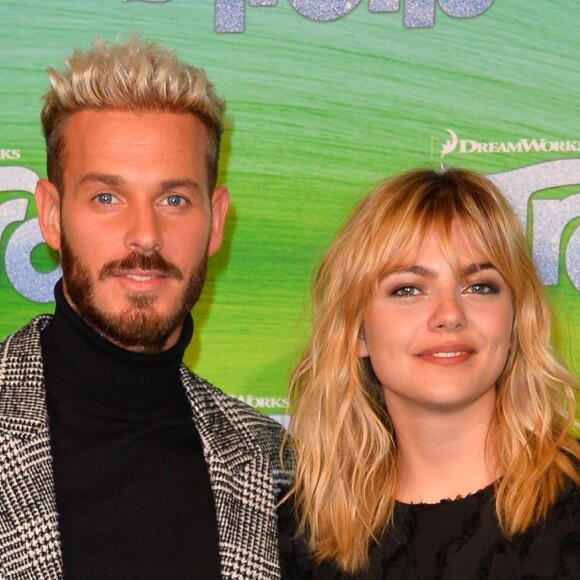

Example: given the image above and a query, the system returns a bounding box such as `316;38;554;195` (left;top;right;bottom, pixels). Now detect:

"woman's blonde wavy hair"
41;34;226;194
287;167;579;573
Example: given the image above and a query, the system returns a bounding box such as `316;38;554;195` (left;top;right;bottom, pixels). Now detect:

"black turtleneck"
40;281;221;579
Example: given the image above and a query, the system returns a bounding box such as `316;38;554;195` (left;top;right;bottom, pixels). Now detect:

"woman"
279;168;579;578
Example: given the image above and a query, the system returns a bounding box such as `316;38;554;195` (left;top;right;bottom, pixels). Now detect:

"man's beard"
60;233;207;352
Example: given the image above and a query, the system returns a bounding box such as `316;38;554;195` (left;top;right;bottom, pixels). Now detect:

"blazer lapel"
181;368;281;578
0;317;63;579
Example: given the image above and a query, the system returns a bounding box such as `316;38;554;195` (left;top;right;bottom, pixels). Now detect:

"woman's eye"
95;192;115;204
391;285;420;297
467;283;498;295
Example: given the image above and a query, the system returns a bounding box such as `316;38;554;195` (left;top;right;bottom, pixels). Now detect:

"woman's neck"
391;393;500;504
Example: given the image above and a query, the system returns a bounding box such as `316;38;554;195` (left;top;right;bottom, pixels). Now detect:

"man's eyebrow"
160;179;204;195
76;175;205;196
78;173;126;187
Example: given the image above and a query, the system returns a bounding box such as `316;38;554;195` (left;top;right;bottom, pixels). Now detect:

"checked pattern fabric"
0;316;291;579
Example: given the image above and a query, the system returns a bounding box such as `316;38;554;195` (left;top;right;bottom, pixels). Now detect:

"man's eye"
164;194;188;206
391;285;420;297
95;193;115;204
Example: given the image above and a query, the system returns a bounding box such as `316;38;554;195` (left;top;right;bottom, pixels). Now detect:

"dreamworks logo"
237;395;289;426
432;129;580;158
237;395;289;409
0;149;21;160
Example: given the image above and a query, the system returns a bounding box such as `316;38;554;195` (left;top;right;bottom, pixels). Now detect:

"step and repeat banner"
1;1;578;419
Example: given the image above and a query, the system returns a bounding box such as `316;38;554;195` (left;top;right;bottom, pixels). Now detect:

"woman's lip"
418;344;475;357
416;344;475;365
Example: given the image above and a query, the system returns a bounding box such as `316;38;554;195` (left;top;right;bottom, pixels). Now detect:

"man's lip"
114;270;170;280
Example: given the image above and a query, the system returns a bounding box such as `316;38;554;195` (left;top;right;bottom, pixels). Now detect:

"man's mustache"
98;252;183;281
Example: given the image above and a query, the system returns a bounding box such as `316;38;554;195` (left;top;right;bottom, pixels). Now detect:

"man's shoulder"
0;316;52;426
180;366;286;440
180;367;293;487
0;315;52;364
0;315;52;350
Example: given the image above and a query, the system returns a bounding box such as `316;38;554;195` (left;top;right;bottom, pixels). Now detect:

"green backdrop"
1;0;578;419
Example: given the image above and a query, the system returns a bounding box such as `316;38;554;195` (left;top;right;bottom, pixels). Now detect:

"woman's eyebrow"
389;265;437;278
387;262;496;278
463;262;496;276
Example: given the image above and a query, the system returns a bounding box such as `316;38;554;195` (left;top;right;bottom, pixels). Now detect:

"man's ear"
356;327;369;358
208;185;230;256
35;178;62;250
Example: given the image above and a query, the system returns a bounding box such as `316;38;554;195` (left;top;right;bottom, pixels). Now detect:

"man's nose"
125;204;162;254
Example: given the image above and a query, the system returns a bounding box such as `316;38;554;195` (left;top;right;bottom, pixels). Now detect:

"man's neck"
41;279;193;410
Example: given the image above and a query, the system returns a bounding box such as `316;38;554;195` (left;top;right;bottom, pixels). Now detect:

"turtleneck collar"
41;279;194;411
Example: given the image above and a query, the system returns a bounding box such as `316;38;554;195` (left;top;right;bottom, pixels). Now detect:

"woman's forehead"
374;224;502;282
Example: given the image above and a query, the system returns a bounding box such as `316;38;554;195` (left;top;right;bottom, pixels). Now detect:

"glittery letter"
403;0;436;28
532;195;580;287
489;159;580;290
6;218;62;302
0;199;28;247
369;0;400;12
288;0;361;22
215;0;245;33
0;166;61;302
565;225;580;291
438;0;494;19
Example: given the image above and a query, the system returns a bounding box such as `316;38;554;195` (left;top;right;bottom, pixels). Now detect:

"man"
0;37;289;579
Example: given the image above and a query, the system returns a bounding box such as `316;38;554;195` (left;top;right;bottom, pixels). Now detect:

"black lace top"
278;479;579;579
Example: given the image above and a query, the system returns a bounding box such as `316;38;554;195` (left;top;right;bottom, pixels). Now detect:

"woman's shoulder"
506;477;579;577
277;480;579;579
277;493;323;579
529;476;579;538
278;493;370;579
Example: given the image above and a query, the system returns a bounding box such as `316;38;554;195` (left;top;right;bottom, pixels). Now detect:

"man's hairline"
53;108;219;199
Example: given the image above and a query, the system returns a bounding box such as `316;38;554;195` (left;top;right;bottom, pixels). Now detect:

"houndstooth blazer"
0;316;291;579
